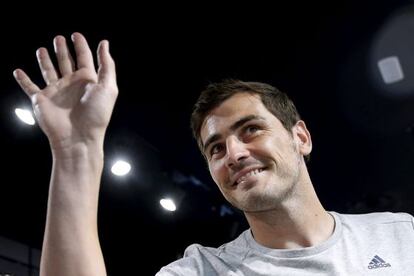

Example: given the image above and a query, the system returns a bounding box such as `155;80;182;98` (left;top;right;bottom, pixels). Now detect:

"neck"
244;173;334;249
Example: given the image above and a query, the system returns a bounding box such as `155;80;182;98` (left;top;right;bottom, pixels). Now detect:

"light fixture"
111;160;131;176
15;108;35;125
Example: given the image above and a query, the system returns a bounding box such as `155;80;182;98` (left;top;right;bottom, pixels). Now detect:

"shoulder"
155;245;209;276
333;211;414;233
335;212;413;223
156;230;251;276
154;244;226;276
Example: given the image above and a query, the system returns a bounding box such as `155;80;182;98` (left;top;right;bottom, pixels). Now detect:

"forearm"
40;141;106;276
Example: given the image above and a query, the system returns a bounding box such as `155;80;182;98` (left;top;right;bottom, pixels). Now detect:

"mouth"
232;167;266;186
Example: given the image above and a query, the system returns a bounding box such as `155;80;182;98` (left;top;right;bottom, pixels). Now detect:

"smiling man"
157;80;414;275
14;34;414;276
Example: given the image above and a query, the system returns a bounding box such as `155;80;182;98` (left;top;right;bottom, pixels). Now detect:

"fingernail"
100;40;109;52
53;38;58;53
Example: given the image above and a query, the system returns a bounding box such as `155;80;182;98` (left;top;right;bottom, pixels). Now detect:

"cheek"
209;161;227;185
252;136;291;163
260;139;275;152
253;138;277;158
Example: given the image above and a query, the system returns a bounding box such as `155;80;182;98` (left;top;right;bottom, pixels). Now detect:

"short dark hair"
191;79;303;155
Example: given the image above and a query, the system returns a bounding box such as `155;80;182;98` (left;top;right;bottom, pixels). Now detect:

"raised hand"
13;32;118;151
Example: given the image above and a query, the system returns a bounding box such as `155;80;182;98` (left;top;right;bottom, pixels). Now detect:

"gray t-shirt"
156;212;414;275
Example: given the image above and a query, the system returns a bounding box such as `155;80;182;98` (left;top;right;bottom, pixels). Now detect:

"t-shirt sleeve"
155;244;204;276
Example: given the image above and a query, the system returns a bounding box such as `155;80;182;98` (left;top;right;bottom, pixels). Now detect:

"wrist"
51;139;104;161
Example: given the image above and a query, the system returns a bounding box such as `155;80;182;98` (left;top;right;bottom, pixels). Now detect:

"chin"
232;191;274;212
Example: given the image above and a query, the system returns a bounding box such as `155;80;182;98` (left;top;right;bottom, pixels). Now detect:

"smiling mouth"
234;168;265;186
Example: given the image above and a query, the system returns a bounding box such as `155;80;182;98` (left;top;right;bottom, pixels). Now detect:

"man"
14;33;414;275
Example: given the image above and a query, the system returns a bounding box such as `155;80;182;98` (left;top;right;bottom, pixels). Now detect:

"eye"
210;143;224;156
245;125;260;135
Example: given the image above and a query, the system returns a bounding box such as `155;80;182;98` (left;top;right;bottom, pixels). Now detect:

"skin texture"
201;93;308;212
200;93;334;249
13;32;333;274
14;32;117;276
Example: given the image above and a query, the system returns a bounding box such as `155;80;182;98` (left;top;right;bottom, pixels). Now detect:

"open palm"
14;33;118;149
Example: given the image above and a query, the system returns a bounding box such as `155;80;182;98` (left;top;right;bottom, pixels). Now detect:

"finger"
53;35;75;76
71;32;95;70
36;48;59;85
97;40;116;86
13;69;41;96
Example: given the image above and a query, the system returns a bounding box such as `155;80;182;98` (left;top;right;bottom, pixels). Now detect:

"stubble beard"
237;170;299;213
236;146;302;213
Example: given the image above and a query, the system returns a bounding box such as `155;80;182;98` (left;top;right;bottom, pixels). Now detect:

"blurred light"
377;56;404;84
160;198;176;212
111;160;131;176
15;108;35;125
220;204;234;217
369;5;414;97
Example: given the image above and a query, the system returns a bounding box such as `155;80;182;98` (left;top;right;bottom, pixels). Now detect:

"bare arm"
13;33;118;276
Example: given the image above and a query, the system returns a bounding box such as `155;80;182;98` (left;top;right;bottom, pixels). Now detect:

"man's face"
200;93;309;212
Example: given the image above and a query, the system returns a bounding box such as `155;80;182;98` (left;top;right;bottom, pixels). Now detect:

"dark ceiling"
2;1;414;275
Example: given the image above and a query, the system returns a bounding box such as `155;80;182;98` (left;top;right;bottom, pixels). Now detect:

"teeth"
236;168;264;184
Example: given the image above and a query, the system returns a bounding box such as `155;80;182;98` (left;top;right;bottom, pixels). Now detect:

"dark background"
1;1;414;275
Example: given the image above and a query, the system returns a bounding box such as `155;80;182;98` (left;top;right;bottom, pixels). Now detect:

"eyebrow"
202;114;266;153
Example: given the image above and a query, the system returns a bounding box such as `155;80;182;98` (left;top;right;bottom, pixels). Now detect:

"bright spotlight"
15;108;35;125
160;198;177;212
111;160;131;176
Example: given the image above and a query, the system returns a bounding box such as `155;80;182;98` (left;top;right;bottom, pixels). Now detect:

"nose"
225;136;249;169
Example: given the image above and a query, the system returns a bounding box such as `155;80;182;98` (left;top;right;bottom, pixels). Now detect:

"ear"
292;120;312;156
